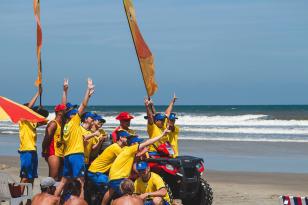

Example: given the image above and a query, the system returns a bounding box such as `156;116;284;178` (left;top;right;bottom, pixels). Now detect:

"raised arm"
144;98;154;125
165;93;177;117
78;78;95;115
27;87;41;108
61;79;69;105
139;129;170;150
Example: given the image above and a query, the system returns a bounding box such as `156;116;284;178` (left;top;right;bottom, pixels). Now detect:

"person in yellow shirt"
54;78;95;198
19;87;49;204
87;130;129;199
134;161;171;205
166;113;180;158
144;95;177;153
101;129;170;205
42;79;68;180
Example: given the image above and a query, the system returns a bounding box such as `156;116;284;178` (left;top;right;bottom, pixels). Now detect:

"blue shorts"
63;153;85;178
108;178;125;195
19;151;38;179
88;171;108;194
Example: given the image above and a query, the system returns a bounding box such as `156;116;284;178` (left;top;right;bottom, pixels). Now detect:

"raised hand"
87;78;95;96
63;78;69;92
172;92;178;103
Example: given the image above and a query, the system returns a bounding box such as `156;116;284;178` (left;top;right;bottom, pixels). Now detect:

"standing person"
134;161;171;205
42;79;68;180
166;113;180;157
19;87;48;205
54;78;95;198
144;95;177;153
101;129;170;205
31;177;60;205
111;112;136;143
111;179;143;205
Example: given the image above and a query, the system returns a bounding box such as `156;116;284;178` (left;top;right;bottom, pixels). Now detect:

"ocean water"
1;105;308;173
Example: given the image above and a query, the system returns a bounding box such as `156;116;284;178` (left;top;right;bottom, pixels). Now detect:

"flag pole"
123;0;150;98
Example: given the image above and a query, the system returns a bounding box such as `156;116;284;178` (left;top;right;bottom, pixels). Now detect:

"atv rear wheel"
182;178;213;205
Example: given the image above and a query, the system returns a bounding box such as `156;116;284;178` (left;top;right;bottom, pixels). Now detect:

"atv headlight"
166;164;174;171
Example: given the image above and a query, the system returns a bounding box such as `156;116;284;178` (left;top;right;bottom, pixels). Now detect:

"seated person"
111;179;143;205
32;177;60;205
134;161;171;205
61;180;88;205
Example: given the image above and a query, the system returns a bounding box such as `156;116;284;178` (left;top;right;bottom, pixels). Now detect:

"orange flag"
123;0;158;97
33;0;42;87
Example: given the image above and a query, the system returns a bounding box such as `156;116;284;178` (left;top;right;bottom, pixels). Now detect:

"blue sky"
0;0;308;105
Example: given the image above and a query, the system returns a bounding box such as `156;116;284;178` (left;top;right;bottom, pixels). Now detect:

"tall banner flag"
33;0;43;104
123;0;158;97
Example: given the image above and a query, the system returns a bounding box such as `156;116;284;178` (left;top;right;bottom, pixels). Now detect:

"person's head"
128;136;143;146
81;112;95;124
93;114;106;129
31;106;49;118
136;161;150;181
167;112;178;127
40;177;59;194
154;113;166;128
120;179;135;195
63;179;82;197
54;104;67;119
116;130;131;146
116;112;134;130
66;109;78;120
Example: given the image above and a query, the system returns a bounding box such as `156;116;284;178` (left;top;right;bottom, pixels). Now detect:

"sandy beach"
1;155;307;205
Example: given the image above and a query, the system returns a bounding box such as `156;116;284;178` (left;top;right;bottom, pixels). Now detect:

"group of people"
17;79;180;205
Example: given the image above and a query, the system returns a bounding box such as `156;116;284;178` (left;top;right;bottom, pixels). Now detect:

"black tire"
182;178;213;205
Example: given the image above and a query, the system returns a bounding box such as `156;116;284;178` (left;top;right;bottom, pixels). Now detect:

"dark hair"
120;179;134;195
33;106;49;118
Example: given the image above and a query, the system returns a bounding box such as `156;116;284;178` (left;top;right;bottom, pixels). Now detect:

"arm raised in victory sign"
61;78;69;105
78;78;95;115
165;93;177;117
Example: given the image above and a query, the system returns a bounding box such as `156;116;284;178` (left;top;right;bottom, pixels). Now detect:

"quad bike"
145;142;213;205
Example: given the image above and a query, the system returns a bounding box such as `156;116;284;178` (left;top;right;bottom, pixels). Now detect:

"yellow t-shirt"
19;121;37;151
88;143;122;173
63;114;84;156
53;120;64;157
81;126;96;165
134;172;171;203
147;123;168;152
168;125;180;157
109;144;139;180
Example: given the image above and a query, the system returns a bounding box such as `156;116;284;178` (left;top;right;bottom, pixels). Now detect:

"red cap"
115;112;134;121
54;104;66;112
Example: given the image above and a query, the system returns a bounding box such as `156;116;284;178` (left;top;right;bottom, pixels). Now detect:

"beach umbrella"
0;96;46;123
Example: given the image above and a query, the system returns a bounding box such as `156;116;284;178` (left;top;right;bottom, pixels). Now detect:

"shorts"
108;178;125;196
63;153;85;178
88;171;109;194
19;151;38;179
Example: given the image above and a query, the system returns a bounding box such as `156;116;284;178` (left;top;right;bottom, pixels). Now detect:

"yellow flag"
123;0;158;96
33;0;42;87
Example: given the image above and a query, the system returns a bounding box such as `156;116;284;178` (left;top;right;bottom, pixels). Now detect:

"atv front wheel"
182;178;213;205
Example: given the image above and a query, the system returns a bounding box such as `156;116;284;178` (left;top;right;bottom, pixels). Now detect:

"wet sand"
1;156;307;205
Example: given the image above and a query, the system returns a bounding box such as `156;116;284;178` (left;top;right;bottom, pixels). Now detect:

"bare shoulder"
112;195;143;205
64;197;88;205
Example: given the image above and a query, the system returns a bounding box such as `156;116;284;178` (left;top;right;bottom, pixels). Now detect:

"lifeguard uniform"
18;120;38;179
63;113;85;178
47;120;64;158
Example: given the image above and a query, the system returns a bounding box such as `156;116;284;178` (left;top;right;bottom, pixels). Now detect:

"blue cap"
66;109;78;117
93;114;106;123
136;161;148;171
128;136;143;145
66;102;78;110
169;113;178;120
117;130;131;139
154;113;166;121
82;112;95;121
